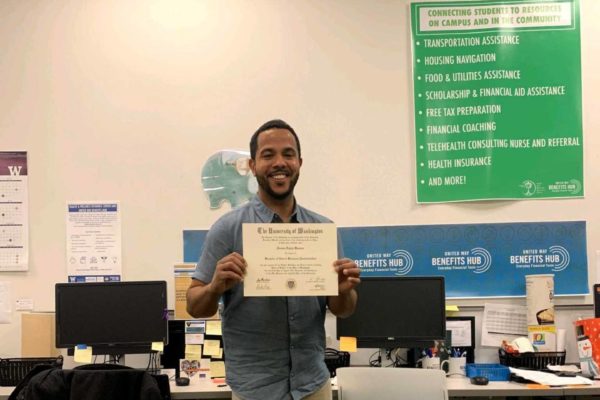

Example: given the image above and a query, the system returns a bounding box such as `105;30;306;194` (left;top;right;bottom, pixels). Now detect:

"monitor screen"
55;281;168;354
336;276;446;348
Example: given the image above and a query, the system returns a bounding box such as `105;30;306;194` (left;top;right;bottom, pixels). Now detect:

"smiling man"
187;119;360;400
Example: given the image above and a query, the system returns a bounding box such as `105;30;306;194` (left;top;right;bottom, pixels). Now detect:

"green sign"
411;0;583;203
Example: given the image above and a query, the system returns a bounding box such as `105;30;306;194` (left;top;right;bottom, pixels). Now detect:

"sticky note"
185;344;202;360
151;342;164;352
340;336;357;352
446;305;459;312
206;320;222;336
204;339;221;356
214;347;223;359
210;361;226;378
74;345;93;363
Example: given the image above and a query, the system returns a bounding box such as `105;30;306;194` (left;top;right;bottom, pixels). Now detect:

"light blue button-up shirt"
193;196;340;400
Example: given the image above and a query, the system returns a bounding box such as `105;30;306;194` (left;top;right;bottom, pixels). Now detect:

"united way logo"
548;245;570;272
286;279;297;290
470;247;492;274
392;250;414;276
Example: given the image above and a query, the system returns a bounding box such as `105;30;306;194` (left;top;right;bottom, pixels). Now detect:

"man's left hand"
333;258;361;294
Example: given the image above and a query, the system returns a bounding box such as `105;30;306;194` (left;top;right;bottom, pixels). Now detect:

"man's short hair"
250;119;301;160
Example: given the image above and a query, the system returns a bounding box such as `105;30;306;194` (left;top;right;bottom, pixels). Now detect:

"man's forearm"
186;282;221;318
327;289;357;318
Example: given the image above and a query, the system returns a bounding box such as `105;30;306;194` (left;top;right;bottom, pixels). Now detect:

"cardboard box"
21;312;61;357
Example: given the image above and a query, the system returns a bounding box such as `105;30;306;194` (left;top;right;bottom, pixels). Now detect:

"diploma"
242;223;338;296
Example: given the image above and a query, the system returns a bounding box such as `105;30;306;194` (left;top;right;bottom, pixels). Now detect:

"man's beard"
256;171;300;200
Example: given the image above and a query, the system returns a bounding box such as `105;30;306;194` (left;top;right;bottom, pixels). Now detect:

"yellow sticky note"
210;361;226;378
446;305;459;312
185;344;202;360
151;342;164;352
206;320;222;336
74;345;93;363
214;347;223;359
204;339;221;356
340;336;357;352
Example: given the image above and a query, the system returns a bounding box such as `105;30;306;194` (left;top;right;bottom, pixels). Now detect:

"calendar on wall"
0;151;28;271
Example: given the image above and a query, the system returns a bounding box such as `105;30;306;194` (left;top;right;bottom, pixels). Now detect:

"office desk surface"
2;377;600;399
169;378;600;399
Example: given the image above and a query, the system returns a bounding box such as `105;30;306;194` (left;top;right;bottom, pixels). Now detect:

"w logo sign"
8;166;22;176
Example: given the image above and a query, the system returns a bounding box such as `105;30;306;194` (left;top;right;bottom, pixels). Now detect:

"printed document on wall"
66;201;122;282
0;151;28;271
481;303;528;347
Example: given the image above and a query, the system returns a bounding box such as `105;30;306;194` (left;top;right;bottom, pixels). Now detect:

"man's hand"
328;258;360;318
187;252;246;318
210;252;247;295
333;258;361;294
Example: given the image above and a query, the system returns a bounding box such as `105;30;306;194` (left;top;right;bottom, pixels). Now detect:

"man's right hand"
187;252;247;318
209;252;247;295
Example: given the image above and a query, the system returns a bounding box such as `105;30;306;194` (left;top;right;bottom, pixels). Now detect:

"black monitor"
336;276;446;348
55;281;168;355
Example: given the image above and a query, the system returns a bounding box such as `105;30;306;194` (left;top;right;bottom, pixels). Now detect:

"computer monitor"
336;276;446;348
55;281;168;355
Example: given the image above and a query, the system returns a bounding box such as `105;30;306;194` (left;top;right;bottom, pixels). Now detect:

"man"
187;119;360;400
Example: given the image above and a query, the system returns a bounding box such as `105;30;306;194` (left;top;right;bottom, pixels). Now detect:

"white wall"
0;0;598;363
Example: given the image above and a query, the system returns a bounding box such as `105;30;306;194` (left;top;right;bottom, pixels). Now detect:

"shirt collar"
251;194;299;223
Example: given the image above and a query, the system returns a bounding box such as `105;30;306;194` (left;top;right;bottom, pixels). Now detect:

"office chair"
11;364;168;400
336;367;448;400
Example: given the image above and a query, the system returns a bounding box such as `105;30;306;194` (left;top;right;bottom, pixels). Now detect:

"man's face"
249;128;302;201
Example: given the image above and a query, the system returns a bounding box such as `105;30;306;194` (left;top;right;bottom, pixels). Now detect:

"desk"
168;378;600;399
3;378;600;399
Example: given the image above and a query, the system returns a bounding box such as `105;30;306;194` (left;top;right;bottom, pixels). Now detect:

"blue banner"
339;221;588;298
183;230;208;263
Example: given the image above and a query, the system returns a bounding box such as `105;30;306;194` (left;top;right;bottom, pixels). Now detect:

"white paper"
242;223;338;296
447;319;472;347
15;298;34;311
509;367;592;386
0;151;29;271
547;364;581;373
481;302;528;347
66;201;122;282
0;281;13;323
186;333;205;345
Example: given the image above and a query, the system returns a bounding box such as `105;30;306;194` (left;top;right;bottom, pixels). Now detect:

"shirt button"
291;373;295;377
291;345;295;349
290;316;295;320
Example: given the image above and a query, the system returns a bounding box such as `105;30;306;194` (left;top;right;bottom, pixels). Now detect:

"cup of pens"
418;348;442;369
443;348;467;378
422;356;441;369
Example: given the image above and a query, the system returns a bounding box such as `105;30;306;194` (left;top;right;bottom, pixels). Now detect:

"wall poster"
0;151;28;271
411;0;583;202
66;201;122;282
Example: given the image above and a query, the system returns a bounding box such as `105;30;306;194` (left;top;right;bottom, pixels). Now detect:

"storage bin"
499;348;565;371
466;363;510;381
0;356;63;386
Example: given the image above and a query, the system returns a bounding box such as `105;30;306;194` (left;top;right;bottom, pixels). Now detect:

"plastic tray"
499;349;566;370
0;356;63;386
466;363;511;381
